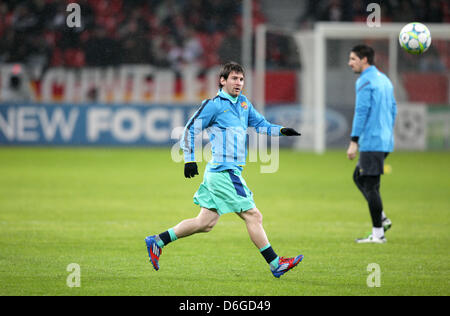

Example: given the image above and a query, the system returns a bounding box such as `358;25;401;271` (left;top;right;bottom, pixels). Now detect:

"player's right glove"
184;162;199;178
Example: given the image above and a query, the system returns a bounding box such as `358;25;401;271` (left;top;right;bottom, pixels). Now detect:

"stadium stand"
1;0;448;70
0;0;448;103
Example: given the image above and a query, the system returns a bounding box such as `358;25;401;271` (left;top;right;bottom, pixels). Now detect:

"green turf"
0;148;449;296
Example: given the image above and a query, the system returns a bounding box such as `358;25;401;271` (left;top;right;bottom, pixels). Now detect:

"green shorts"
193;169;256;216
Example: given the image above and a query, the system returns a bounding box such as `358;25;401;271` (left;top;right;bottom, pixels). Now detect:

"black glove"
184;162;199;178
281;127;301;136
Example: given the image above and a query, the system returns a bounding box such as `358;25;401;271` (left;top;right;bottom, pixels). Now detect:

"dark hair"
351;44;375;65
219;62;244;88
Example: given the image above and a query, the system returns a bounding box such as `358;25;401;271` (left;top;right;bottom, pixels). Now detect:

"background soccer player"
347;44;397;244
146;62;303;278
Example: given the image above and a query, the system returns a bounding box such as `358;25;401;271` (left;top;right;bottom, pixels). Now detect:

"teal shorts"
193;169;256;216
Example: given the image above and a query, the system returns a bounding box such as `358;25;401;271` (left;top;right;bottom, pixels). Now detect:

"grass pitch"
0;148;449;296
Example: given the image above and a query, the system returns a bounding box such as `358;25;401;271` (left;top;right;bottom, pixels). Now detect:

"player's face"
220;71;244;97
348;52;364;74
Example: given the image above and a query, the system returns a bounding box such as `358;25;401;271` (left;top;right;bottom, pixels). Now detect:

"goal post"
254;24;324;153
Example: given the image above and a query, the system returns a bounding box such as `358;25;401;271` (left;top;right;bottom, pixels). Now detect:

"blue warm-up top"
351;65;397;152
181;89;283;172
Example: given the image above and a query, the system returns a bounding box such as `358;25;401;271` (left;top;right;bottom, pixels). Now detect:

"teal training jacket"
181;89;283;172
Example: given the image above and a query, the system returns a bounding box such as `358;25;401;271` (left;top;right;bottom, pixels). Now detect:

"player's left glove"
281;127;301;136
184;162;199;178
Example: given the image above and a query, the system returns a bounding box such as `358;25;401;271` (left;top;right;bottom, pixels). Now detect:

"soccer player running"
146;62;303;278
347;45;397;244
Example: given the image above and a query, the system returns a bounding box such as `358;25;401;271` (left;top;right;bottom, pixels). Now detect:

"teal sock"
259;244;279;269
168;228;178;242
156;228;178;248
270;257;280;270
155;236;165;248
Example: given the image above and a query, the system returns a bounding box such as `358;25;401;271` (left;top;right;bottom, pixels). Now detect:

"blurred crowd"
298;0;450;26
0;0;448;75
0;0;266;74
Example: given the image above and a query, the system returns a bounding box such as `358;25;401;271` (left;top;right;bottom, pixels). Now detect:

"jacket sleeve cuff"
351;136;359;142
